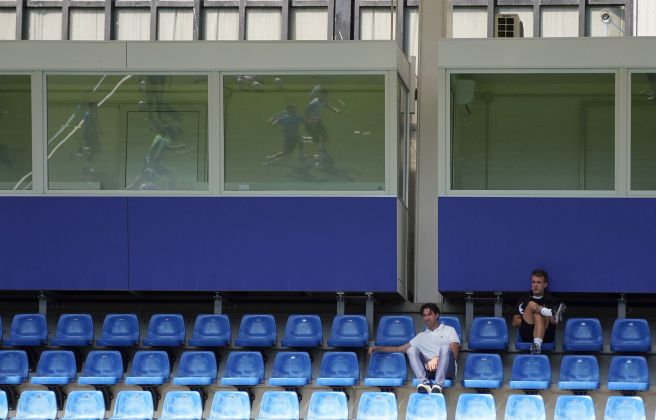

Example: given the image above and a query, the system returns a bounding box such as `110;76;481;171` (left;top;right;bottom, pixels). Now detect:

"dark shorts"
283;136;299;152
520;318;556;343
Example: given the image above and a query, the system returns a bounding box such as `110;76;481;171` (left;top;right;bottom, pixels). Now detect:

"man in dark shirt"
512;269;566;354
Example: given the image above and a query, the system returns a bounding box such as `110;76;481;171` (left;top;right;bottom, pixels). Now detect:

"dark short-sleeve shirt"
515;291;560;316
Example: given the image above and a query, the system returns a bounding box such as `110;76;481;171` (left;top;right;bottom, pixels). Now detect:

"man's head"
530;268;549;296
419;303;441;330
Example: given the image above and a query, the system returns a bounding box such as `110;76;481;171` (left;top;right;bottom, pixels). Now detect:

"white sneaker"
417;381;431;394
431;384;442;394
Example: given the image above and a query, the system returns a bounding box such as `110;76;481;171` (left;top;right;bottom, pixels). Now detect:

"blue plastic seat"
558;355;599;391
604;396;645;420
62;390;105;420
514;330;556;352
188;315;231;347
505;394;546;420
554;395;595;420
125;350;170;385
159;391;202;420
13;390;57;420
327;315;369;348
468;317;508;350
316;352;359;387
173;351;217;386
356;392;397;420
563;318;603;352
235;315;277;347
610;318;651;353
31;350;76;385
269;352;312;387
256;391;299;420
509;355;551;390
307;391;348;420
607;356;649;391
454;393;495;420
0;391;7;420
462;353;503;389
208;391;251;420
364;352;406;387
281;315;322;347
143;314;185;347
50;314;94;347
4;314;48;347
97;314;140;347
109;390;154;420
439;316;462;342
374;315;415;346
0;350;29;384
78;350;123;385
220;351;264;386
406;393;447;420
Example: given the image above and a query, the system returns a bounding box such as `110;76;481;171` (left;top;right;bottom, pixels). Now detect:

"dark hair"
419;303;441;317
531;268;549;283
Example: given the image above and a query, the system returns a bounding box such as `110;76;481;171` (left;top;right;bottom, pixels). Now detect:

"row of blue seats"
0;388;646;420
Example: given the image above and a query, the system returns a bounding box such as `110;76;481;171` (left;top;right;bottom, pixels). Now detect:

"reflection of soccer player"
75;103;101;172
128;134;186;190
0;105;11;166
305;90;340;167
264;104;305;165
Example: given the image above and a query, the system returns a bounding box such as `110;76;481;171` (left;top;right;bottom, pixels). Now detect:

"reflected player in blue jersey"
75;102;102;173
305;87;340;167
264;104;306;165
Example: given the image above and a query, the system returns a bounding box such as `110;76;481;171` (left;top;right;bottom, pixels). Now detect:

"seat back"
208;391;250;420
9;314;47;343
111;391;154;420
319;352;359;381
604;396;645;420
53;314;94;344
15;390;57;420
129;351;170;379
563;318;603;352
463;353;503;388
374;315;415;346
468;317;508;350
190;314;230;345
236;315;277;347
282;315;322;347
0;390;7;420
558;355;599;390
0;350;28;384
608;356;649;390
554;395;595;420
356;392;397;420
454;393;496;420
366;352;407;381
63;390;105;420
82;350;123;379
100;314;140;344
611;318;651;352
328;315;368;347
161;391;202;420
307;391;348;420
257;391;299;420
406;393;447;420
35;350;77;379
510;355;551;388
177;351;217;379
271;352;311;380
439;316;462;342
223;351;264;380
504;394;546;420
146;314;185;340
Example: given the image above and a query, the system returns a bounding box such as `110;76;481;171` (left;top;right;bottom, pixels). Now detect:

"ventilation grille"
495;14;523;38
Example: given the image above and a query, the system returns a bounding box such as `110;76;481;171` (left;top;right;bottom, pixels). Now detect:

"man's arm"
449;341;459;359
368;342;410;355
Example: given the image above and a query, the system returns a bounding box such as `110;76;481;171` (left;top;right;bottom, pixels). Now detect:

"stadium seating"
610;318;651;353
13;390;57;420
143;314;186;347
78;350;123;385
0;391;6;420
159;391;202;420
96;314;140;347
604;396;646;420
62;390;105;420
327;315;369;347
607;355;649;391
316;351;359;387
563;318;603;352
268;351;312;386
356;392;397;420
235;315;277;347
30;350;76;385
454;393;496;420
208;391;251;420
439;316;462;341
109;390;154;420
4;314;48;347
462;353;503;389
509;354;551;390
307;391;349;420
406;393;447;420
554;395;595;420
364;352;407;387
514;330;555;352
504;394;546;420
257;391;299;420
558;355;600;391
374;315;415;346
188;314;231;347
125;350;170;385
468;317;508;350
50;314;94;347
0;351;29;384
281;315;322;347
220;351;264;386
172;351;217;386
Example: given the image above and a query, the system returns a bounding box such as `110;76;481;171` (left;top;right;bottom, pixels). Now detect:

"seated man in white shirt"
368;303;460;394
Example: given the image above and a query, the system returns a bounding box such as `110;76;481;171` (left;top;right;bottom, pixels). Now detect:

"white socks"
533;337;543;346
540;307;553;317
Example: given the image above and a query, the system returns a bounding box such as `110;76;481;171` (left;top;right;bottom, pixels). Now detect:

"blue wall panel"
128;197;397;292
0;197;129;290
438;197;656;293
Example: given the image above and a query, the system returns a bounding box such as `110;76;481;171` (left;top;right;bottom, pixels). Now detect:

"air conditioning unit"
494;14;523;38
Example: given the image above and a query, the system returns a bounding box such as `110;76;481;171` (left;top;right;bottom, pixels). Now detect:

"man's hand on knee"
425;357;438;372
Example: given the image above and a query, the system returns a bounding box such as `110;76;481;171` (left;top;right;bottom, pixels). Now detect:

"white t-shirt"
409;323;460;358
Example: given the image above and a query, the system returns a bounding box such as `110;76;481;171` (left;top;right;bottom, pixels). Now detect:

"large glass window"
47;74;208;191
223;74;386;191
631;73;656;190
450;73;615;190
0;76;32;190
